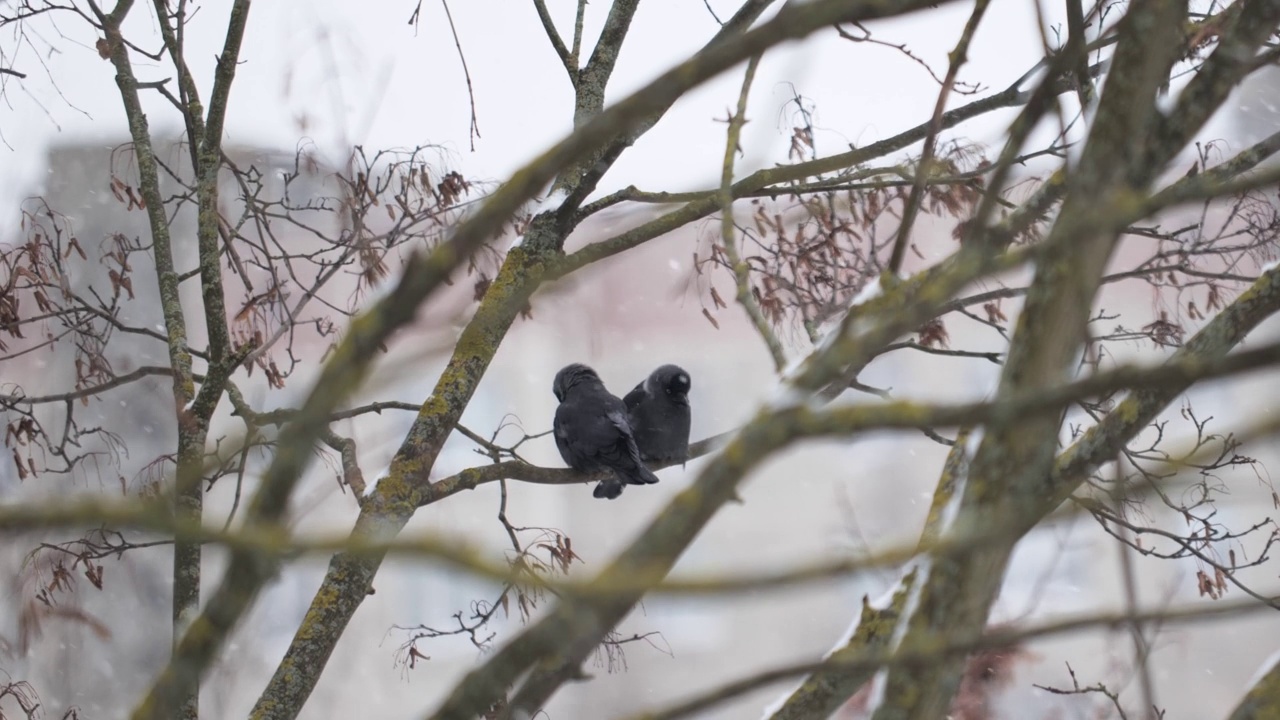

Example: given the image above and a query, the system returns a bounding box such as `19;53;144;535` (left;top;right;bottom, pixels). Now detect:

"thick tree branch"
572;0;640;125
111;2;253;717
87;6;213;717
1229;653;1280;720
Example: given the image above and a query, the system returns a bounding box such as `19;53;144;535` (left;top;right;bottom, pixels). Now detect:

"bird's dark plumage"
624;364;692;465
553;363;660;499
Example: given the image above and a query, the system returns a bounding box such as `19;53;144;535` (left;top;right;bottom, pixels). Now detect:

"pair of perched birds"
552;363;692;499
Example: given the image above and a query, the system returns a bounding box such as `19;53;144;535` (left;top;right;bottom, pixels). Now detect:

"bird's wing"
558;395;626;461
600;410;636;462
622;381;646;411
606;410;657;484
609;409;650;466
552;405;576;463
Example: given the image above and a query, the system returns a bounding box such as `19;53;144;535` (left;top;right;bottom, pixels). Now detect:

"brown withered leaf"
407;646;430;669
1141;311;1184;347
473;274;491;302
66;237;87;260
84;561;104;590
917;318;950;348
95;38;110;59
983;301;1007;323
709;286;727;310
702;308;720;330
1206;284;1222;311
234;297;259;323
952;218;976;242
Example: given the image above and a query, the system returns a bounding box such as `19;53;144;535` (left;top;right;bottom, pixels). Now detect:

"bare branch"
531;0;574;77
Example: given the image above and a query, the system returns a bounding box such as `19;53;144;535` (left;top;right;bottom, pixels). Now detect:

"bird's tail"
628;463;659;486
593;477;625;500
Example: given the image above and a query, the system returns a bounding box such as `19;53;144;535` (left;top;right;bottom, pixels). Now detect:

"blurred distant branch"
1228;652;1280;720
625;598;1280;720
0;443;1244;600
416;332;1280;500
0;490;1028;597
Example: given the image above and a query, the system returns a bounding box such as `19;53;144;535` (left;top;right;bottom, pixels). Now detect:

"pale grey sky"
1;0;1088;223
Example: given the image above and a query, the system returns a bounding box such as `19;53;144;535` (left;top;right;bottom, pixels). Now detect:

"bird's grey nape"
646;363;690;398
552;362;599;401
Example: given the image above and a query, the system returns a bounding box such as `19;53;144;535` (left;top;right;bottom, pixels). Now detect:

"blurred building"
3;130;1279;720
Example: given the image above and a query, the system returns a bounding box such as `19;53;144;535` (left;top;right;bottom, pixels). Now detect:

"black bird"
624;364;692;465
552;363;660;499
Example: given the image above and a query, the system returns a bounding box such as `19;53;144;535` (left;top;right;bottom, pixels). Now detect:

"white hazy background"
2;1;1279;719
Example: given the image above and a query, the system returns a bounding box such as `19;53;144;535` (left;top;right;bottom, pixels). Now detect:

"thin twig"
440;0;481;150
717;54;786;370
1110;458;1160;719
888;0;990;274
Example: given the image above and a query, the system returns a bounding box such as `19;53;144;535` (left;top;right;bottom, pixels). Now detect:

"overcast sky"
1;1;1072;218
2;0;1261;240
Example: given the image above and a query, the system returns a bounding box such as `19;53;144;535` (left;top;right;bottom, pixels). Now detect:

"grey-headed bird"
624;364;692;465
